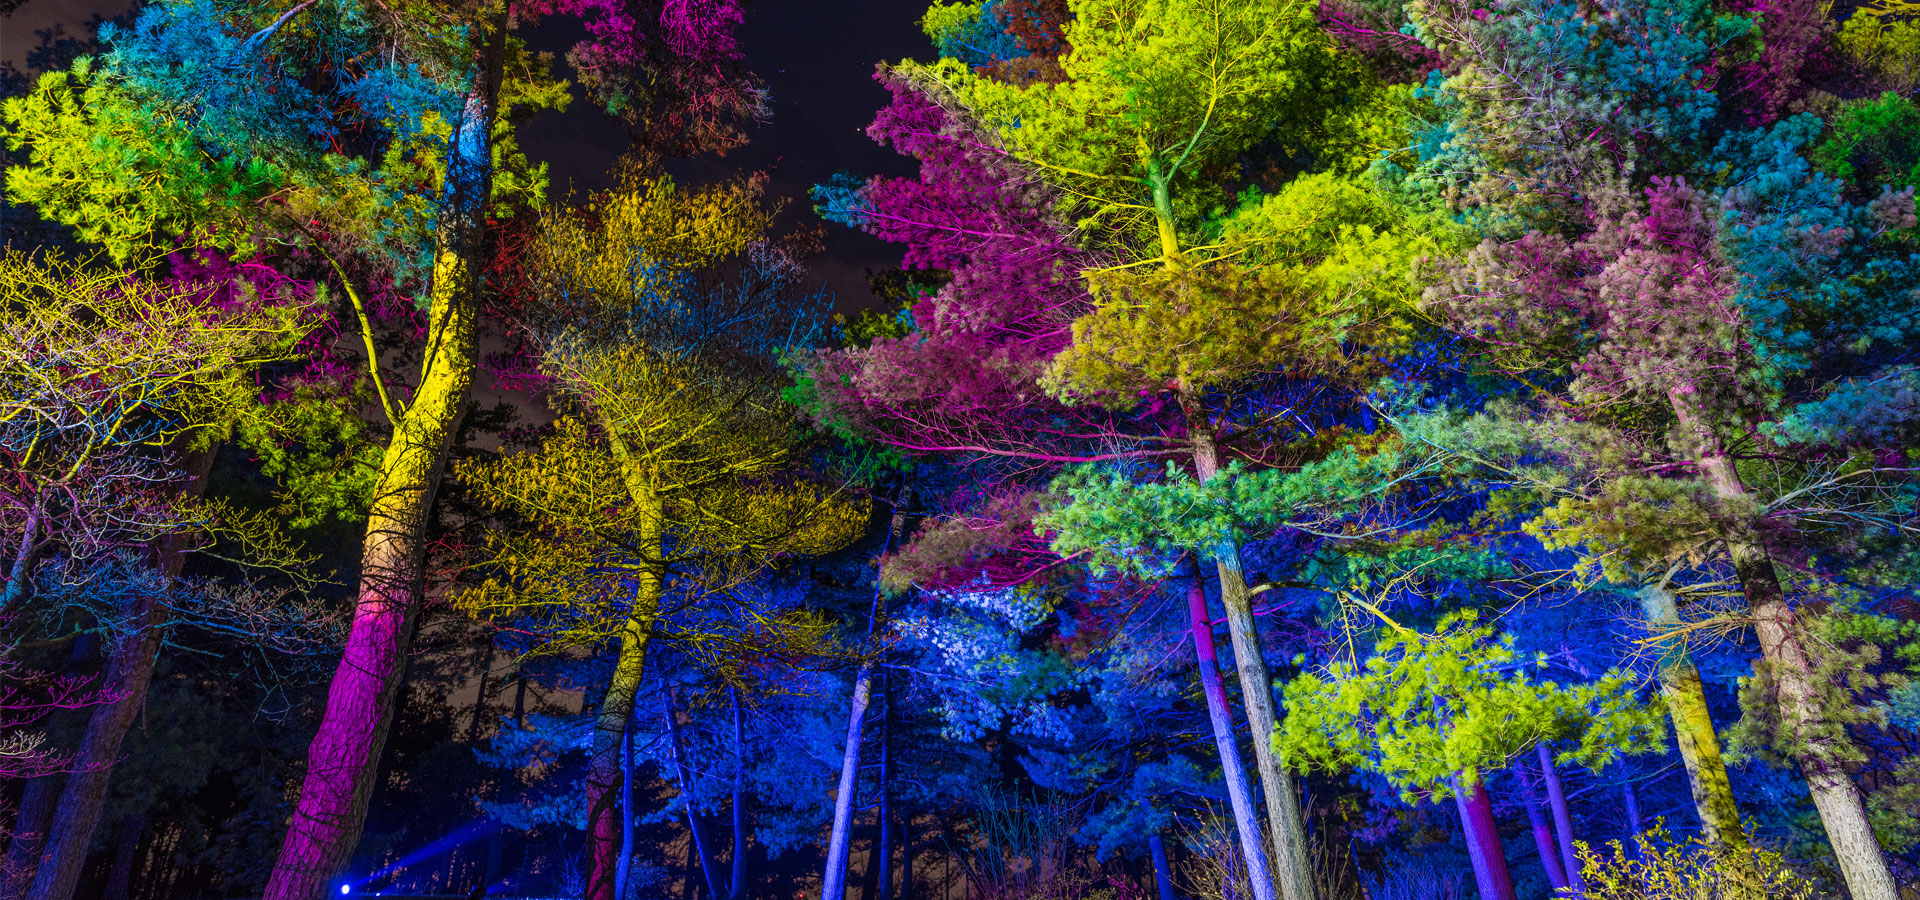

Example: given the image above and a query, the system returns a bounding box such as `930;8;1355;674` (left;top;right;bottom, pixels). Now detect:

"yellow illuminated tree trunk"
265;84;491;900
1638;582;1748;849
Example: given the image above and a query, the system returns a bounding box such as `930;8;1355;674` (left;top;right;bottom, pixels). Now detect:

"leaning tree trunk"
1638;582;1747;849
1148;833;1177;900
2;775;62;896
1513;759;1568;894
26;447;217;900
666;692;723;900
1536;744;1584;898
1184;557;1277;900
586;604;658;900
873;680;893;900
1668;384;1900;900
823;498;906;900
1181;387;1314;900
264;82;492;900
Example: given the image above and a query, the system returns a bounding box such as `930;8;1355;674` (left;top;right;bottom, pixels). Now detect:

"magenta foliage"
806;70;1152;466
1723;0;1835;126
1315;0;1443;84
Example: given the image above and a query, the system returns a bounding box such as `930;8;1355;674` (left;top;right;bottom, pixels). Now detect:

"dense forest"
0;0;1918;898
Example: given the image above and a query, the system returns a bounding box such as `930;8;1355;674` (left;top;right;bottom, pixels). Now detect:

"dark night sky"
2;0;928;311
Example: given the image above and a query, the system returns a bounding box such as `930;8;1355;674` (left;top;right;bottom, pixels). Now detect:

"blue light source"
339;886;351;896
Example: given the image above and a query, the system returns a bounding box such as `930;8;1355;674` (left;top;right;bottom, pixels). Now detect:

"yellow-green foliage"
1837;0;1920;97
1574;824;1816;900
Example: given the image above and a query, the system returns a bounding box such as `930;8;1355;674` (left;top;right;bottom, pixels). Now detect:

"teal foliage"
1769;369;1920;447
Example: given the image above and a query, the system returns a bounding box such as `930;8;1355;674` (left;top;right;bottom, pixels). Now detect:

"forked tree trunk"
1668;384;1899;900
27;447;217;900
586;609;657;900
1638;583;1747;848
1181;388;1314;900
265;80;493;900
1184;558;1276;900
666;693;723;900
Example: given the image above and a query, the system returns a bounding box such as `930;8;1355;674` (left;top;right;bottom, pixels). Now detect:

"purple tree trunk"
1513;759;1568;893
1185;561;1276;900
1537;744;1584;897
1450;773;1515;900
265;82;491;900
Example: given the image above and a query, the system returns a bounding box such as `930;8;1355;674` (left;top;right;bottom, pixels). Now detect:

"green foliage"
1038;445;1409;575
1276;611;1664;800
1811;92;1920;193
1;60;282;262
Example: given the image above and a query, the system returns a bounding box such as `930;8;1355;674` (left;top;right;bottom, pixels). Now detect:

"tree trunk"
28;446;217;900
1513;759;1567;893
666;693;723;900
1620;777;1643;859
729;685;746;900
1668;384;1900;900
1185;558;1277;900
1638;583;1747;848
100;814;141;900
1148;833;1177;900
825;497;907;900
586;612;656;900
615;717;635;900
1536;744;1584;898
1450;772;1515;900
822;657;873;900
1182;389;1314;900
2;775;63;896
874;681;893;900
265;79;493;900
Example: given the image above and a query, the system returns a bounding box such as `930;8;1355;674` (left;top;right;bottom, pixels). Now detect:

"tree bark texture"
1638;583;1747;848
1668;384;1899;900
1186;559;1276;900
1183;389;1315;900
27;446;217;900
264;80;492;900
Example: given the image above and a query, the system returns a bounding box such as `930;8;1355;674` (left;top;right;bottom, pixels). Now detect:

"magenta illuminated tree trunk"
264;82;492;900
1536;744;1584;897
26;447;217;900
1450;772;1515;900
1512;759;1567;894
1185;558;1276;900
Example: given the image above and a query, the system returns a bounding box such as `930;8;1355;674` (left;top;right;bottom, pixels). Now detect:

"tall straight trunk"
1667;384;1899;900
265;78;493;900
1450;772;1515;900
28;446;218;900
1148;833;1177;900
615;718;635;900
100;814;141;900
822;657;873;900
1184;558;1276;900
874;681;893;900
1180;386;1314;900
1512;759;1567;893
666;693;722;900
1637;583;1747;848
2;775;62;896
825;497;907;900
585;609;657;900
467;638;496;744
729;685;746;899
1536;745;1584;898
